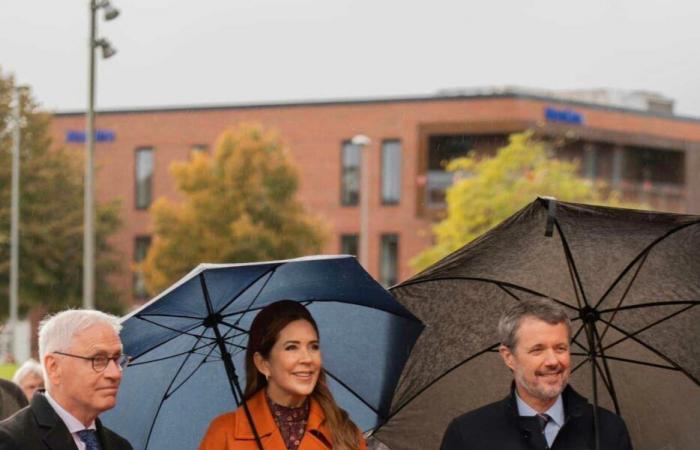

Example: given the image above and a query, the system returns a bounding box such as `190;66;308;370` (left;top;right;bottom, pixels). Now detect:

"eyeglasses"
53;351;131;372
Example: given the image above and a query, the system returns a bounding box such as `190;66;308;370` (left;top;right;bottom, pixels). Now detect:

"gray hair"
38;309;122;364
12;358;43;384
498;298;571;350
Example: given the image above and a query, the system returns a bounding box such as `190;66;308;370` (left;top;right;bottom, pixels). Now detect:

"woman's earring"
265;373;270;382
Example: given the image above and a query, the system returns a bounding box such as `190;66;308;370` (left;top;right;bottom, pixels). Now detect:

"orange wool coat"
198;390;367;450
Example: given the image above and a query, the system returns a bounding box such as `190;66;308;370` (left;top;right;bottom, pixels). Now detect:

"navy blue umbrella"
102;255;423;450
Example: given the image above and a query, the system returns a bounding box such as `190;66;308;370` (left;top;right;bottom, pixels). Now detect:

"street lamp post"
84;0;118;309
351;134;371;269
9;86;24;354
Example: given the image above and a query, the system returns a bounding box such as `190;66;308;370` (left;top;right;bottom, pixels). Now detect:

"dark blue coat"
440;385;633;450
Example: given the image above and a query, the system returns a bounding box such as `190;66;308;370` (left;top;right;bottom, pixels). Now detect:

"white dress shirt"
45;392;97;450
515;390;565;448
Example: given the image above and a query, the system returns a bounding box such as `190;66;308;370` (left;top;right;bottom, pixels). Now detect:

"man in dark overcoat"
440;299;633;450
0;309;133;450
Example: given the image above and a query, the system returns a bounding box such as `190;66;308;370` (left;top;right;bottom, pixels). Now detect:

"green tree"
141;122;326;294
0;70;123;319
412;131;631;271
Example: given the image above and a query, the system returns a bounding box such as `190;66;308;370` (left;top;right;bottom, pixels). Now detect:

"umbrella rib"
553;220;591;309
129;318;208;361
218;320;252;335
381;343;500;426
166;338;221;398
591;324;621;414
143;333;206;449
396;276;579;312
129;340;218;366
598;251;650;343
220;298;424;323
231;268;278;328
597;317;700;386
322;368;381;416
598;300;700;314
596;219;700;307
212;265;281;318
594;219;700;310
135;313;205;320
600;303;697;352
596;355;681;371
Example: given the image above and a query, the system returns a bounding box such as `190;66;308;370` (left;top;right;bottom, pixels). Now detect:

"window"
381;140;402;204
190;144;208;158
341;141;361;205
379;234;399;287
340;234;359;257
135;147;154;209
133;236;152;299
426;134;507;208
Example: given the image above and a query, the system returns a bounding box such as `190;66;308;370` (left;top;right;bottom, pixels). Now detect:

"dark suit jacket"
440;385;633;450
0;392;132;450
0;379;27;421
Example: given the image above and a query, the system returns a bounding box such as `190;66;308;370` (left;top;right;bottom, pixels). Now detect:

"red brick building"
49;89;700;305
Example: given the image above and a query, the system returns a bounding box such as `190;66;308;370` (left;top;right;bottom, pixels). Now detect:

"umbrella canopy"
374;198;700;450
102;255;423;450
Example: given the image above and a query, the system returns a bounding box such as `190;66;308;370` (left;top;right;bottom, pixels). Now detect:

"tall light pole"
351;134;371;269
8;86;26;356
84;0;119;309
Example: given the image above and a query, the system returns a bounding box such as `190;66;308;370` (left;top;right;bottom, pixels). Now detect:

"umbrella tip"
542;197;557;237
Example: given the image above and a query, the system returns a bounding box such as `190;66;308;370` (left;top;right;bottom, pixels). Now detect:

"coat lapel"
233;390;333;450
32;393;79;450
234;390;286;448
300;399;332;450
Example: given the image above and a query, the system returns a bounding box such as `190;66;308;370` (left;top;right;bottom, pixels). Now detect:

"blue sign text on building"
66;129;116;143
545;107;584;125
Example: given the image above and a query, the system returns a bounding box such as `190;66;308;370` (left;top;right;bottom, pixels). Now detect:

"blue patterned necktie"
77;429;102;450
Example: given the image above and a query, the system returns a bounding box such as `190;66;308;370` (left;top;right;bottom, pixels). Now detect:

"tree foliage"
412;131;631;271
0;69;123;319
141;123;327;294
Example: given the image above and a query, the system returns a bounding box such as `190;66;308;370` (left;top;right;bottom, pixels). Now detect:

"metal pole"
9;87;22;350
359;142;370;269
84;0;97;309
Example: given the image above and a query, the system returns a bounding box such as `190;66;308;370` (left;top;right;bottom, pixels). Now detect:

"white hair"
38;309;122;364
12;358;43;384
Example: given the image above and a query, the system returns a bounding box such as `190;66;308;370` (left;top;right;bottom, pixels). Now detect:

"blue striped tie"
77;429;102;450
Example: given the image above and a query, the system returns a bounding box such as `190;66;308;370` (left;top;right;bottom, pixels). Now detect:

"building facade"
49;89;700;305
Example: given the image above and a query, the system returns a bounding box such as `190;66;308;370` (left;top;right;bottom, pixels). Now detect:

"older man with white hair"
0;309;133;450
12;359;44;401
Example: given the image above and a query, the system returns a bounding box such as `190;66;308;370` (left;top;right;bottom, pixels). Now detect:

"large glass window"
340;234;359;257
341;141;361;206
426;134;507;208
379;234;399;287
381;140;402;204
133;236;152;299
135;147;154;209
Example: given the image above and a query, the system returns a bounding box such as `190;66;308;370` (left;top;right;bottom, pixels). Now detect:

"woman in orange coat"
199;300;367;450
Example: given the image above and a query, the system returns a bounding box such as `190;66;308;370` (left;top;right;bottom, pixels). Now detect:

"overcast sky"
2;0;699;116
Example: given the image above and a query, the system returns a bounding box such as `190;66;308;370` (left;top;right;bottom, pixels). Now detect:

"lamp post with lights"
84;0;119;309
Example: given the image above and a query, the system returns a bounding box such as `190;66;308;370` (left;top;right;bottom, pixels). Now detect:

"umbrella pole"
584;319;601;450
210;316;265;450
200;273;264;450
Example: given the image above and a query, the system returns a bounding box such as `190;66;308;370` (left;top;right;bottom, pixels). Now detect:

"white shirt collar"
515;389;566;427
44;391;97;432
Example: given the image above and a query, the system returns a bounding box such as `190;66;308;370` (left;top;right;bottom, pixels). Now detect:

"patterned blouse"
267;395;310;450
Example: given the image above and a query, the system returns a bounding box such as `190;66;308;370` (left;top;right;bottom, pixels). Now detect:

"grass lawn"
0;364;17;380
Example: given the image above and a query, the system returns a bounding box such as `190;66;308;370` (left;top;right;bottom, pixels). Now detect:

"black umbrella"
373;198;700;450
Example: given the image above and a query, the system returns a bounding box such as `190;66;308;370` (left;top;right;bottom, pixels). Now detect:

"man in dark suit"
0;378;28;420
440;299;633;450
0;309;133;450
